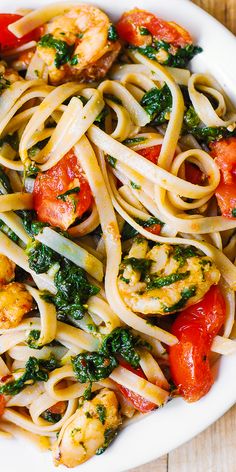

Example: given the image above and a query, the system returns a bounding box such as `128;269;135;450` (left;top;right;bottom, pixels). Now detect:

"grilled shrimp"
118;239;220;315
53;388;121;468
37;5;121;85
0;282;33;329
0;255;15;285
0;60;21;88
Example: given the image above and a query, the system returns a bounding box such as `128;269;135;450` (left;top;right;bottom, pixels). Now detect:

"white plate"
1;1;236;471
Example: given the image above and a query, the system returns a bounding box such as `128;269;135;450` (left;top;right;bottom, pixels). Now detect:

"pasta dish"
0;2;235;467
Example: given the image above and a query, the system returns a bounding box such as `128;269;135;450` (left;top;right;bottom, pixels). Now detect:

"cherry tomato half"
116;358;157;413
33;150;93;230
169;285;225;402
116;9;192;48
0;14;41;51
210;137;236;218
0;394;5;416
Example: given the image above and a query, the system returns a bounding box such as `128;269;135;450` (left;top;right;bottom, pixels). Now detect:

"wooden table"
131;1;236;471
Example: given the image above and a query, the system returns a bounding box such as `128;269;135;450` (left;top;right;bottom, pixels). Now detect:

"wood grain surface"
130;1;236;471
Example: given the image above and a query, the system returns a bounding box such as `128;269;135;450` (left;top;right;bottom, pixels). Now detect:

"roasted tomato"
137;144;162;164
169;285;225;402
210;137;236;185
210;137;236;218
33;150;93;230
0;394;5;416
0;14;40;51
185;162;205;185
116;358;156;413
116;9;192;48
47;401;66;415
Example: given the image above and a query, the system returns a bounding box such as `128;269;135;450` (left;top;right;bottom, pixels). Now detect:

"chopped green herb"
26;239;59;274
72;352;118;383
141;85;172;123
76;32;84;39
147;271;190;290
130;181;141;190
107;155;117;168
0;356;60;395
122;257;152;278
26;329;41;349
0;220;18;243
123;137;146;146
96;428;118;455
100;327;144;368
107;24;118;41
133;41;202;68
163;286;196;313
41;410;62;423
70;54;79;66
139;27;151;35
173;245;198;267
57;186;80;201
232;209;236;217
96;404;106;425
38;34;74;68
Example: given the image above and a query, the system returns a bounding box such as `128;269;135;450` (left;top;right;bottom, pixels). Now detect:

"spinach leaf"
147;271;190;290
0;356;60;395
18;210;48;237
45;258;99;320
107;25;118;41
100;327;141;368
72;352;118;383
41;410;62;423
134;41;202;68
0;220;18;243
121;217;163;241
96;428;118;455
163;285;196;313
122;257;152;278
26;240;59;274
38;34;74;68
182;106;236;144
141;85;172;124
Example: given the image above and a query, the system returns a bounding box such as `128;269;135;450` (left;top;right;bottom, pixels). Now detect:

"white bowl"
0;1;236;471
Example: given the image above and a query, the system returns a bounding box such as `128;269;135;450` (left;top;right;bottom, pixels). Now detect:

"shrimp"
0;282;33;329
0;254;15;285
118;238;220;315
0;60;21;89
53;388;121;468
37;5;121;85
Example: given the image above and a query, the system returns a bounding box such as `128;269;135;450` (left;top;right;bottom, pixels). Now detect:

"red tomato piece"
0;14;41;51
116;9;192;48
47;401;66;415
185;162;205;185
169;285;226;402
116;357;157;413
138;144;162;164
210;137;236;218
215;180;236;219
0;394;5;416
33;150;93;230
146;224;161;235
210;137;236;185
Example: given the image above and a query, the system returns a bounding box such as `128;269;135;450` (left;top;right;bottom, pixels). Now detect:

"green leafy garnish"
163;286;196;313
122;257;152;278
123;137;147;146
41;410;62;423
38;34;74;68
147;271;190;290
96;404;106;425
139;27;151;35
232;209;236;217
107;155;117;168
107;24;118;41
26;240;59;274
26;329;41;349
96;428;118;455
100;327;143;368
141;85;172;124
0;220;18;243
130;181;141;190
70;55;79;65
57;186;80;202
72;352;118;383
0;356;60;395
